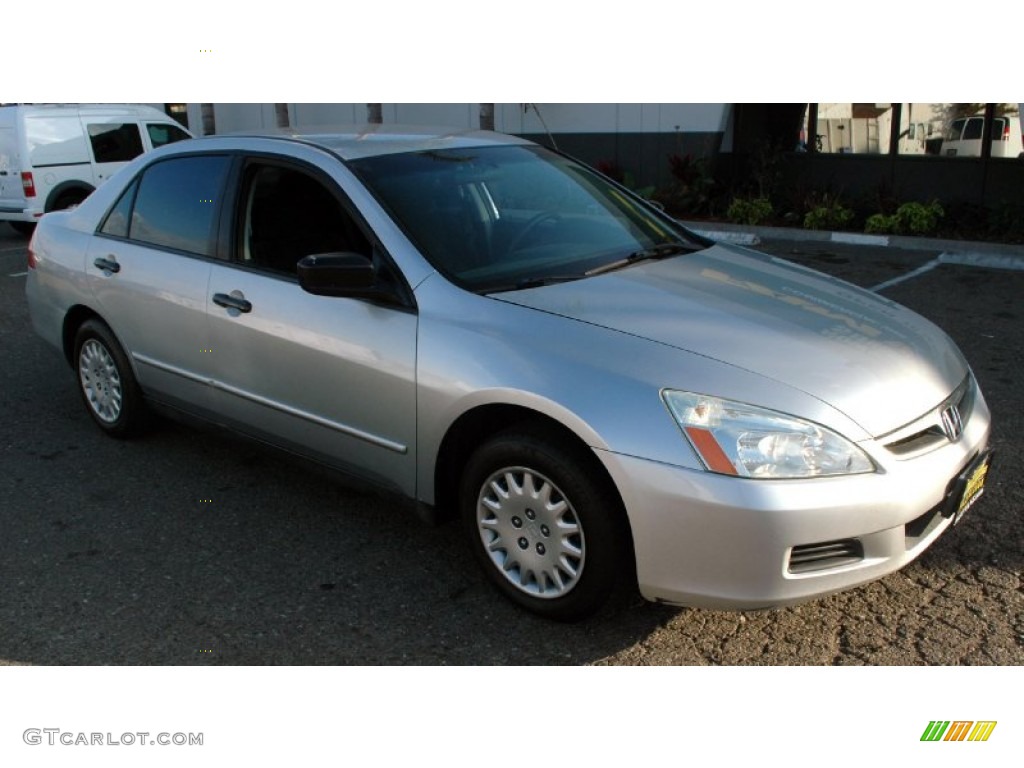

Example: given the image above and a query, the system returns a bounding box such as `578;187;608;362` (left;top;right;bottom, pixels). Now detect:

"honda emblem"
940;405;963;442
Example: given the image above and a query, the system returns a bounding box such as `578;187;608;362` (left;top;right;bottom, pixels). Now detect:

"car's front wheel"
74;319;150;438
460;427;633;621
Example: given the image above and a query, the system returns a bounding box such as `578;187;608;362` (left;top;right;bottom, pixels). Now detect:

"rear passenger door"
204;158;418;496
86;153;231;411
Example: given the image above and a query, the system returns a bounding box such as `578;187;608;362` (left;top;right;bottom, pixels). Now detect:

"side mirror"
297;252;381;298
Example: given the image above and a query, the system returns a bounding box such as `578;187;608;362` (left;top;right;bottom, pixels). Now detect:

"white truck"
0;104;191;234
940;112;1023;158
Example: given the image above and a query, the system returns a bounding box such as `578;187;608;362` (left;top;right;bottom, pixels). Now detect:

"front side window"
146;122;191;149
946;118;966;141
349;145;700;292
238;163;370;275
87;123;145;163
129;155;230;256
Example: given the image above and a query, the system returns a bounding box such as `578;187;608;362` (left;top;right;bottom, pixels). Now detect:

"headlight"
662;390;874;479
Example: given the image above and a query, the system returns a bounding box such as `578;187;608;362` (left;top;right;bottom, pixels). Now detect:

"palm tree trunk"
367;104;383;124
480;103;495;131
275;103;290;129
200;103;216;136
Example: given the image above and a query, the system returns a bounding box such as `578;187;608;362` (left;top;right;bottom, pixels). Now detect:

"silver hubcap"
476;467;584;599
79;339;122;424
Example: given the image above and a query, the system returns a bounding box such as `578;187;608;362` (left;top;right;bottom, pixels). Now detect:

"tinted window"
990;118;1007;140
350;145;698;292
130;155;230;256
239;164;369;275
88;123;144;163
962;117;984;141
146;123;191;149
99;179;138;238
946;118;965;141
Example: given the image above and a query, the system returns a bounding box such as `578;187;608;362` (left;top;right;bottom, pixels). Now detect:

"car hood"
494;244;967;437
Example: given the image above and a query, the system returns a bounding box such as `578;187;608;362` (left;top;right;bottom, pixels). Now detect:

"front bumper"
596;390;992;610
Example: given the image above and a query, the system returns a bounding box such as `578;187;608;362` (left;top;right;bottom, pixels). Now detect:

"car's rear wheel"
51;189;89;212
460;427;632;621
74;319;150;438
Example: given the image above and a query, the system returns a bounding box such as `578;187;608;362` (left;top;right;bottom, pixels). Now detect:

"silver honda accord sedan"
25;126;992;620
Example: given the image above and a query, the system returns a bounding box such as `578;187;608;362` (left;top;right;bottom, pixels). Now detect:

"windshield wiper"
483;275;583;294
585;241;701;277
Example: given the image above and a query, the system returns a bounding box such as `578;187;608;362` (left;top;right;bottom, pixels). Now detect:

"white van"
0;104;192;234
940;113;1023;158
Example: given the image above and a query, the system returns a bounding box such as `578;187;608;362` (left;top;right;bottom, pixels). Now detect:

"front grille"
882;376;975;457
886;426;946;456
788;539;864;574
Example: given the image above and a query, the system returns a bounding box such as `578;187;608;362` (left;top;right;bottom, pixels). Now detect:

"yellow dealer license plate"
951;451;992;526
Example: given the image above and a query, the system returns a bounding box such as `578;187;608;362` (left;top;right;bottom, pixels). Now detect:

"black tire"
10;221;35;236
460;427;634;621
52;191;87;211
73;319;150;438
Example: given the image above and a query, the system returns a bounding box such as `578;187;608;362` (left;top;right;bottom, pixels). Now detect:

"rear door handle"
92;256;120;274
212;292;252;314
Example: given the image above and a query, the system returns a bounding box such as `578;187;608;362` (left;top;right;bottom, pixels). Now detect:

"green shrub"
865;213;897;234
803;196;854;231
896;201;943;235
863;201;943;236
727;197;773;226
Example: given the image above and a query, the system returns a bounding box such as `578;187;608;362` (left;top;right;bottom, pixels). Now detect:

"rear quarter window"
25;116;90;166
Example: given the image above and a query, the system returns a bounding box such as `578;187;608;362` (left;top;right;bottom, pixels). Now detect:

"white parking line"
939;251;1024;271
9;271;27;277
0;246;27;254
869;258;941;292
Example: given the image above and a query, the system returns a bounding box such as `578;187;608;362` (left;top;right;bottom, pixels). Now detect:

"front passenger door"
204;159;418;496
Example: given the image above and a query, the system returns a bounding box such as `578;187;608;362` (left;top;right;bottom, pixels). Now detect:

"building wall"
198;103;731;187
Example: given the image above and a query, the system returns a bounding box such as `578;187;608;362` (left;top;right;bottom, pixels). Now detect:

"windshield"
347;145;704;292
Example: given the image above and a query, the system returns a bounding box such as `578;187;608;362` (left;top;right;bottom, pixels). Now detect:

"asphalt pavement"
0;222;1021;665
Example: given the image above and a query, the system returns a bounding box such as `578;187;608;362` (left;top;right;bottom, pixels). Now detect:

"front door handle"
92;256;120;274
212;291;252;314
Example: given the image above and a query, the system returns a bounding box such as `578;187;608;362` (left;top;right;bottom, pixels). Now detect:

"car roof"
194;124;535;160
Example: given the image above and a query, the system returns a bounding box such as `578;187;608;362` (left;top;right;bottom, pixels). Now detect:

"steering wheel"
505;212;562;255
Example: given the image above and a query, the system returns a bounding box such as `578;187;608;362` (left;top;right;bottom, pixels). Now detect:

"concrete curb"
679;220;1024;261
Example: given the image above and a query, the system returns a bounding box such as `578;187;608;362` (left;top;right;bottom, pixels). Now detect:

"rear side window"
146;123;191;149
129;155;230;256
87;123;145;163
